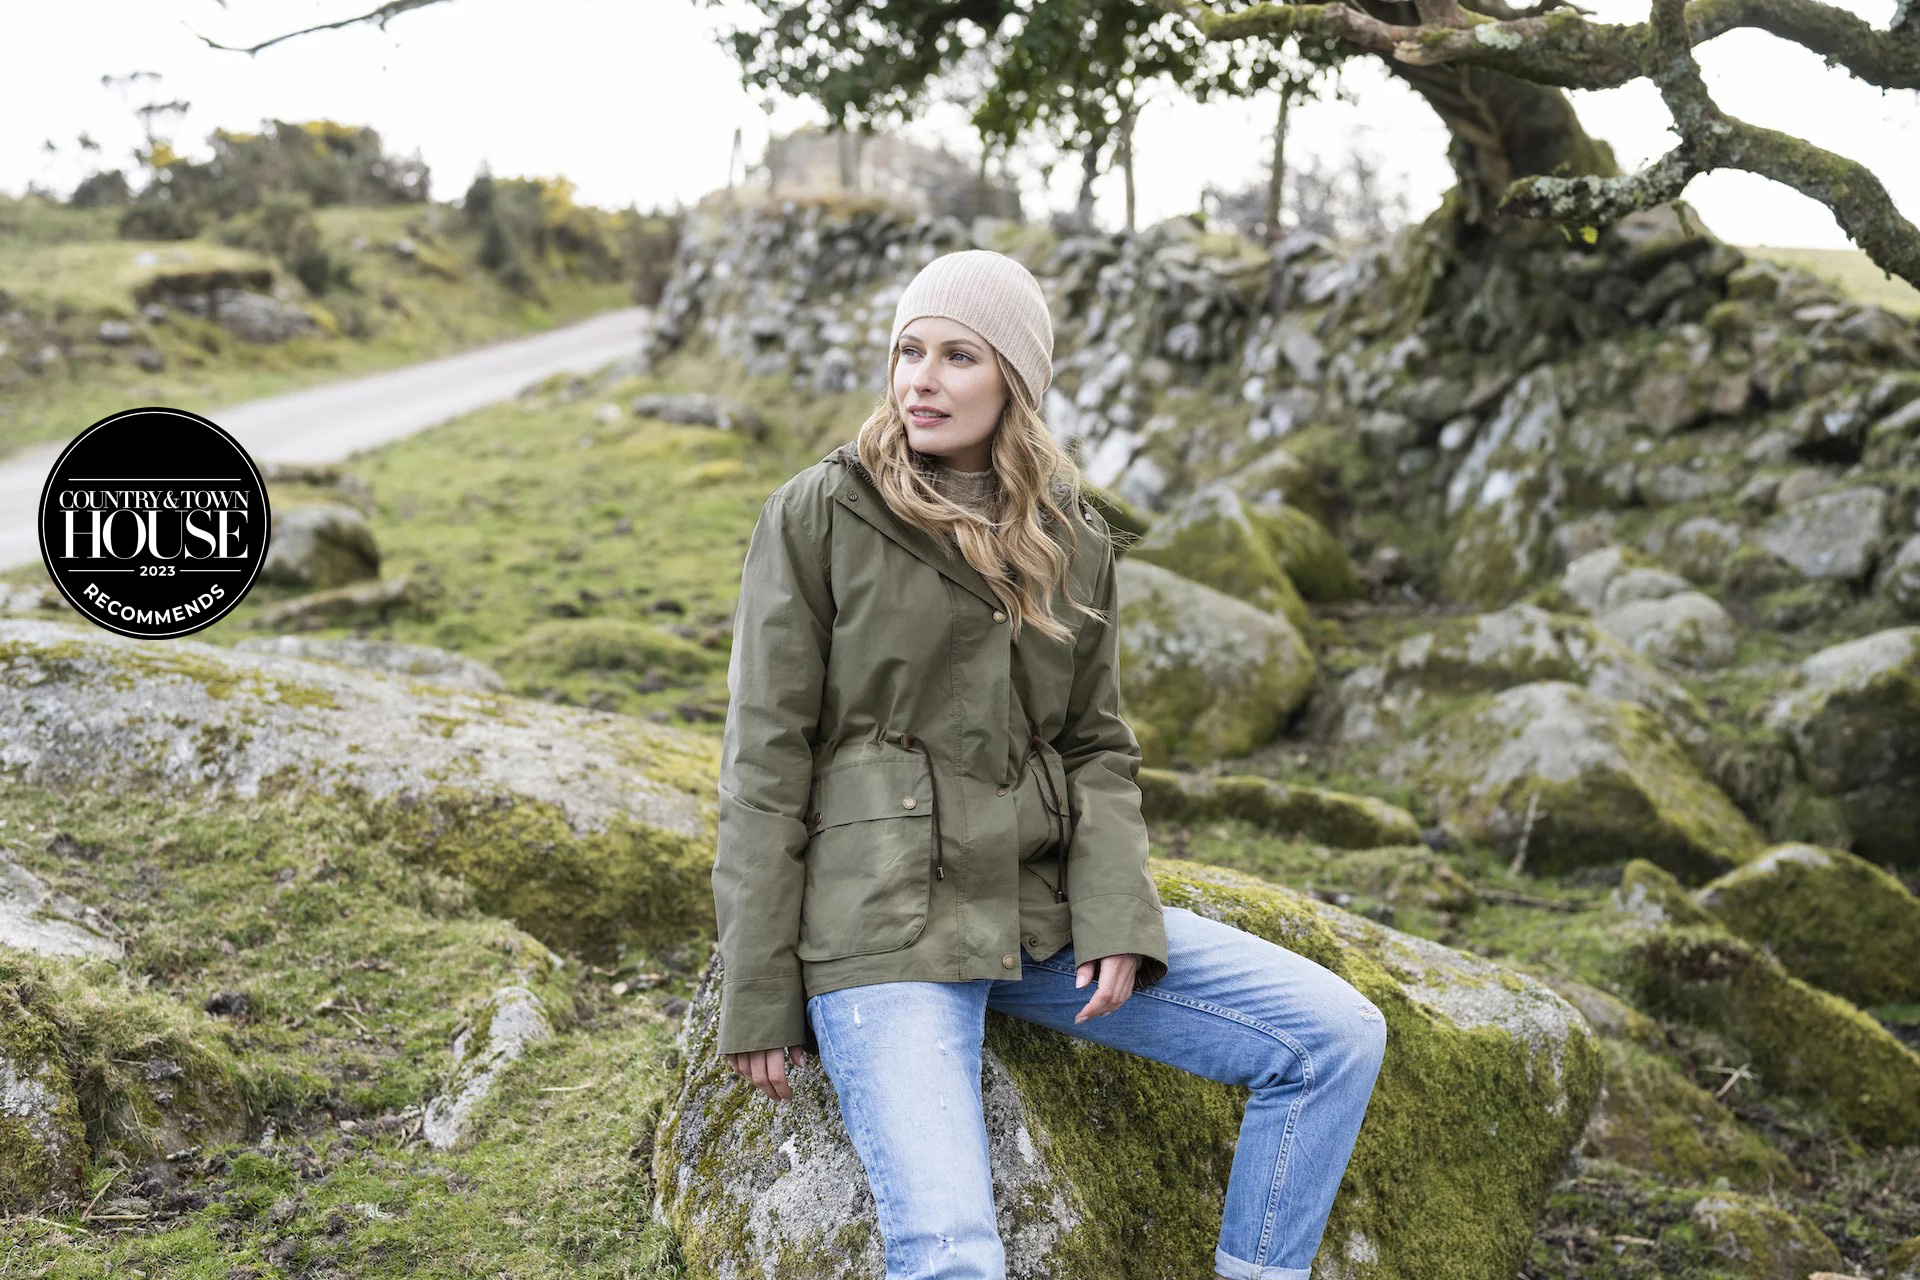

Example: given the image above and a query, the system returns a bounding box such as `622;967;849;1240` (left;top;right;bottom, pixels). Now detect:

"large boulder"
262;501;381;590
233;635;506;692
0;991;88;1212
1693;843;1920;1007
0;852;122;961
1755;485;1889;582
0;618;715;957
1383;682;1762;881
1115;560;1317;767
1303;603;1706;753
1615;864;1920;1145
1135;768;1423;850
1559;548;1739;670
656;862;1601;1280
1763;627;1920;866
1127;482;1313;633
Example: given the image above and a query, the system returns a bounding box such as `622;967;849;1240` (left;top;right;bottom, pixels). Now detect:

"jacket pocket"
795;758;935;962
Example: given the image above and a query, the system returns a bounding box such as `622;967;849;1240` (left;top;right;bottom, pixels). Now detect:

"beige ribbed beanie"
889;249;1054;406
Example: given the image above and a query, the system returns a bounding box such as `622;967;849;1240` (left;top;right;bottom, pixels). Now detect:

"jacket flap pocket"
812;759;933;830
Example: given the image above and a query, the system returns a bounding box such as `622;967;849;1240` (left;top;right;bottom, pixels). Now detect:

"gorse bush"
210;190;355;296
461;170;676;299
113;119;429;241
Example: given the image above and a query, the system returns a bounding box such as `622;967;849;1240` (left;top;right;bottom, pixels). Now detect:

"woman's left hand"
1073;953;1140;1023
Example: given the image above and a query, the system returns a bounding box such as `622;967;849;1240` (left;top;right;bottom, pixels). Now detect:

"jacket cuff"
1070;892;1169;989
716;972;810;1058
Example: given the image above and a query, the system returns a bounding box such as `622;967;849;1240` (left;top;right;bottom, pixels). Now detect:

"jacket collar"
825;442;1005;612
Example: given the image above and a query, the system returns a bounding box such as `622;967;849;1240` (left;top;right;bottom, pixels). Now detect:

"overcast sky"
3;0;1914;252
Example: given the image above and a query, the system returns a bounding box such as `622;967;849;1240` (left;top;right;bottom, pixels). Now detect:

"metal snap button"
992;610;1007;622
847;492;858;500
902;796;917;809
995;785;1008;796
1002;954;1017;968
1025;936;1039;948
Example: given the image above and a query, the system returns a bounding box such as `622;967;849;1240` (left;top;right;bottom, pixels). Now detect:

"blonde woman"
714;248;1387;1280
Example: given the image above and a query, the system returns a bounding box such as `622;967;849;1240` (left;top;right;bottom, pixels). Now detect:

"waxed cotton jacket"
712;440;1169;1059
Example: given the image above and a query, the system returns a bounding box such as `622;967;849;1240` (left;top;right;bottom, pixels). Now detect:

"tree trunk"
1265;86;1290;241
1118;107;1136;233
1353;0;1618;231
1074;134;1101;229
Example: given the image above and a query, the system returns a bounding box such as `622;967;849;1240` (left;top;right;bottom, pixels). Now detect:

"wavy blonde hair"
855;343;1112;645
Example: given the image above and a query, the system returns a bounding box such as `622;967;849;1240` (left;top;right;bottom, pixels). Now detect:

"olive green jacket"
712;441;1168;1059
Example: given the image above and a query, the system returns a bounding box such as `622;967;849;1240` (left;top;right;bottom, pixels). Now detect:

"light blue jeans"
804;904;1388;1280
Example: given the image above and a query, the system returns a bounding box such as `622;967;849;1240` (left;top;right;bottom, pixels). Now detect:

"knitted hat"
889;249;1054;405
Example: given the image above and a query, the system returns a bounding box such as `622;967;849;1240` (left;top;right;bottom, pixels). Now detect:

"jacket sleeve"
1054;527;1169;989
713;484;833;1057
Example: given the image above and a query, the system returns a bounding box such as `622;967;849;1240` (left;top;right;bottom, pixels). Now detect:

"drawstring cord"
897;731;945;881
1028;729;1069;904
891;726;1067;902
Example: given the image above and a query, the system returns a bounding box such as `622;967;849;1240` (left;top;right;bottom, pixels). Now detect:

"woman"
713;248;1387;1280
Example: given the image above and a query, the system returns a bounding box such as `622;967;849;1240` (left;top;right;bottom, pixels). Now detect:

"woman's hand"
1074;953;1140;1024
726;1046;808;1102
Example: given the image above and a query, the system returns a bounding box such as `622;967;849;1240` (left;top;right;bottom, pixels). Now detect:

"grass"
1740;244;1920;317
0;779;699;1277
0;199;638;458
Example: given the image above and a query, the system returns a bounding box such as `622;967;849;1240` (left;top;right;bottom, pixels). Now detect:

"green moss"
1687;1189;1844;1278
1248;504;1365;603
1582;1036;1795;1190
1696;844;1920;1006
357;784;714;961
1616;859;1718;927
1413;687;1762;881
1129;495;1314;635
496;616;710;680
1137;767;1422;850
1625;923;1920;1144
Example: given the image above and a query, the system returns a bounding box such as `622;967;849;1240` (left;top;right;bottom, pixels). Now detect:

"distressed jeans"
804;904;1389;1280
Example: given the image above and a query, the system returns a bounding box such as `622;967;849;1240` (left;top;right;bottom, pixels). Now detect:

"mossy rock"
0;982;87;1212
496;616;710;678
1764;627;1920;867
1440;460;1564;608
1888;1233;1920;1280
1580;1036;1795;1192
1623;922;1920;1145
1115;560;1317;768
261;501;381;590
0;618;716;959
1388;682;1761;882
1694;843;1920;1007
1246;504;1364;604
1614;859;1718;929
1304;602;1705;754
1136;767;1421;850
1127;482;1313;634
1;951;253;1212
658;861;1601;1280
1687;1190;1844;1279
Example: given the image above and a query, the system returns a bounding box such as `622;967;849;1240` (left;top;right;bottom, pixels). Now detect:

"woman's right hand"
726;1046;808;1101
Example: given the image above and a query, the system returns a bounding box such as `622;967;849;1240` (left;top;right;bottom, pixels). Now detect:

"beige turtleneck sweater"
928;458;999;512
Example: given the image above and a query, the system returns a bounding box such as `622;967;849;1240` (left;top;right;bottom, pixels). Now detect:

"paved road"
0;306;652;573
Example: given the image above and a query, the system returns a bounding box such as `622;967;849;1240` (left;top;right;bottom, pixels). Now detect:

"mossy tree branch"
1148;0;1920;288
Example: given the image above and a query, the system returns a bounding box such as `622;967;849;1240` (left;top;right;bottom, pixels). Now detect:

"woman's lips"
909;410;949;424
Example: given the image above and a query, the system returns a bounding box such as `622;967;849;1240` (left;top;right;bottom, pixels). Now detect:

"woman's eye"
952;352;971;363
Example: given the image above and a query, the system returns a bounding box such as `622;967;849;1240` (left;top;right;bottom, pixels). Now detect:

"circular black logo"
39;407;271;639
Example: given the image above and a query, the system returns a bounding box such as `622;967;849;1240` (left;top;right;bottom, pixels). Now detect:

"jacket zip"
893;726;1071;905
1028;729;1069;904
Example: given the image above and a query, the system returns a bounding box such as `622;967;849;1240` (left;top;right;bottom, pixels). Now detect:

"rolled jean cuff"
1214;1245;1311;1280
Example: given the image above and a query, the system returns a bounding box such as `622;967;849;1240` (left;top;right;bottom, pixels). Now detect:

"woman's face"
893;316;1006;471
